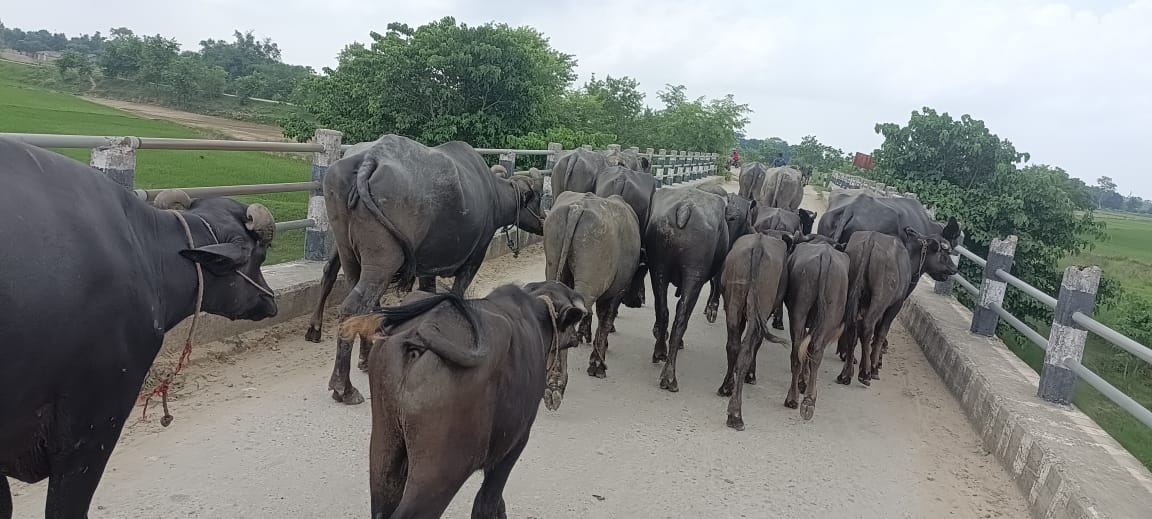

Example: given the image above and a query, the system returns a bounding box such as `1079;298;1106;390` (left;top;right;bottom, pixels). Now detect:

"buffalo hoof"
652;351;667;363
744;372;757;385
587;364;607;379
858;374;872;387
332;387;365;405
659;377;679;393
543;387;564;411
798;380;807;394
800;401;815;421
717;382;734;397
784;398;798;409
357;358;369;372
835;374;851;385
304;326;322;343
870;371;880;381
704;305;718;324
726;414;745;431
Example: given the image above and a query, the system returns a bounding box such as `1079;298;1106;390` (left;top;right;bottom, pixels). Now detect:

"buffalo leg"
43;397;133;518
801;324;842;421
772;307;785;330
588;297;617;378
449;253;486;296
660;277;705;393
417;276;436;293
306;252;351;343
650;273;670;363
1;476;10;519
369;423;408;518
871;305;902;378
577;313;593;345
727;322;762;431
856;324;875;386
703;275;721;324
717;293;746;397
745;334;764;385
471;437;530;519
330;248;402;405
391;450;475;518
836;322;860;385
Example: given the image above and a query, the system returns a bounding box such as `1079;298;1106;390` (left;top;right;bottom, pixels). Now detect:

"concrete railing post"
498;152;516;176
645;147;655;175
969;235;1017;335
656;149;667;185
935;230;965;295
90;137;137;189
607;144;621;153
544;142;562;210
676;150;686;183
1038;266;1102;405
305;129;342;261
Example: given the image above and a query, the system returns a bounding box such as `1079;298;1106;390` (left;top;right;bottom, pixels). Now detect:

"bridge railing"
2;130;720;262
828;171;1152;429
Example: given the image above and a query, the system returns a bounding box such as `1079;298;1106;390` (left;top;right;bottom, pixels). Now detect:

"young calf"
544;191;643;389
349;281;586;519
783;235;849;420
717;232;792;430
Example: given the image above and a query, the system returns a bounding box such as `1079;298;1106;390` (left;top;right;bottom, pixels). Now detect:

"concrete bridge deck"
10;185;1033;518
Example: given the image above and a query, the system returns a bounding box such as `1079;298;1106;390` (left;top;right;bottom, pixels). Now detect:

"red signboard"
853;152;875;170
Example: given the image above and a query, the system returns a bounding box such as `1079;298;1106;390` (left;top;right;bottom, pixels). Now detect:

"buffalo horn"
246;203;276;245
153;189;193;210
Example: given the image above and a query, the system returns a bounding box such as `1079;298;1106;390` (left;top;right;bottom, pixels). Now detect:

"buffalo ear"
558;296;587;331
180;243;247;276
942;217;961;241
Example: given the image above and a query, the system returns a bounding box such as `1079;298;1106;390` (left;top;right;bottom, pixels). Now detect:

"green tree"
290;17;575;145
54;49;93;79
869;108;1105;323
137;34;180;84
98;28;143;79
646;85;750;153
198;30;281;78
164;55;226;105
789;135;849;172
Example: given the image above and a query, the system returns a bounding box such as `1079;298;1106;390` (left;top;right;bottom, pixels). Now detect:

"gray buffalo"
343;281;586;518
645;187;731;392
738;162;767;200
545;191;643;387
603;147;652;174
818;190;961;295
701;191;757;324
593;165;659;235
783;236;849;420
552;147;611;197
753;207;817;236
304;134;547;405
0;138;278;517
755;166;805;211
835;231;912;386
717;232;792;430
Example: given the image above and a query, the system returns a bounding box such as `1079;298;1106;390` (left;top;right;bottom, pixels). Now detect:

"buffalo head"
903;226;959;282
798;209;817;235
156;190;279;322
511;168;546;235
523;280;588;411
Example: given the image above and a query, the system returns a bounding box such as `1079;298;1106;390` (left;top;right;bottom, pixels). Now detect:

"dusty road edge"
899;280;1152;519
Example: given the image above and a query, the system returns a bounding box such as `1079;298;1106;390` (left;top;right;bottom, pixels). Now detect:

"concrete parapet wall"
899;278;1152;519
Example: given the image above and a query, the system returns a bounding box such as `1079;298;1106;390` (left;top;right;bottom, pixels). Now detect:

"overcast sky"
7;0;1151;197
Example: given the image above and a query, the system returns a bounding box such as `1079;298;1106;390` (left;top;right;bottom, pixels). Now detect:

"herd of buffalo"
0;133;961;518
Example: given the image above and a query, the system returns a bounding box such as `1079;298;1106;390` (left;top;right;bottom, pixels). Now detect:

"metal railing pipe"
133;182;318;201
995;269;1058;309
1064;359;1152;429
1072;312;1152;366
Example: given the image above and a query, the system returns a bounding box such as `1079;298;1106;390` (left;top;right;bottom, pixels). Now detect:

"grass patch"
0;78;310;264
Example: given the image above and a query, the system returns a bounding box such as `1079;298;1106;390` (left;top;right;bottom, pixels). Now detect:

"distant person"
772;152;787;167
731;149;740;167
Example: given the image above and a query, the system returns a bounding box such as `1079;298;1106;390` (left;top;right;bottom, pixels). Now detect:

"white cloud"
4;0;1150;196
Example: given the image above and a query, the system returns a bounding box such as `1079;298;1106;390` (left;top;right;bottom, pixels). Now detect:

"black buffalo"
552;147;611;198
645;187;732;392
753;207;817;236
0;137;278;517
717;232;791;430
834;231;912;386
304;134;547;405
783;235;849;420
603;147;652;174
545;191;642;390
818;190;961;294
701;191;757;324
343;281;586;518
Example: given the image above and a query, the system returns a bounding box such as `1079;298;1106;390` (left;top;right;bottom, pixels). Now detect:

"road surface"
10;185;1031;518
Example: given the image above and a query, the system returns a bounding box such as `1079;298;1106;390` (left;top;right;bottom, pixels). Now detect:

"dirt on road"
81;97;289;143
10;185;1031;518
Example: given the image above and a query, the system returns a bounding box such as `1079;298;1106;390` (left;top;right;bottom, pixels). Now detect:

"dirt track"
81;97;288;142
9;185;1031;518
